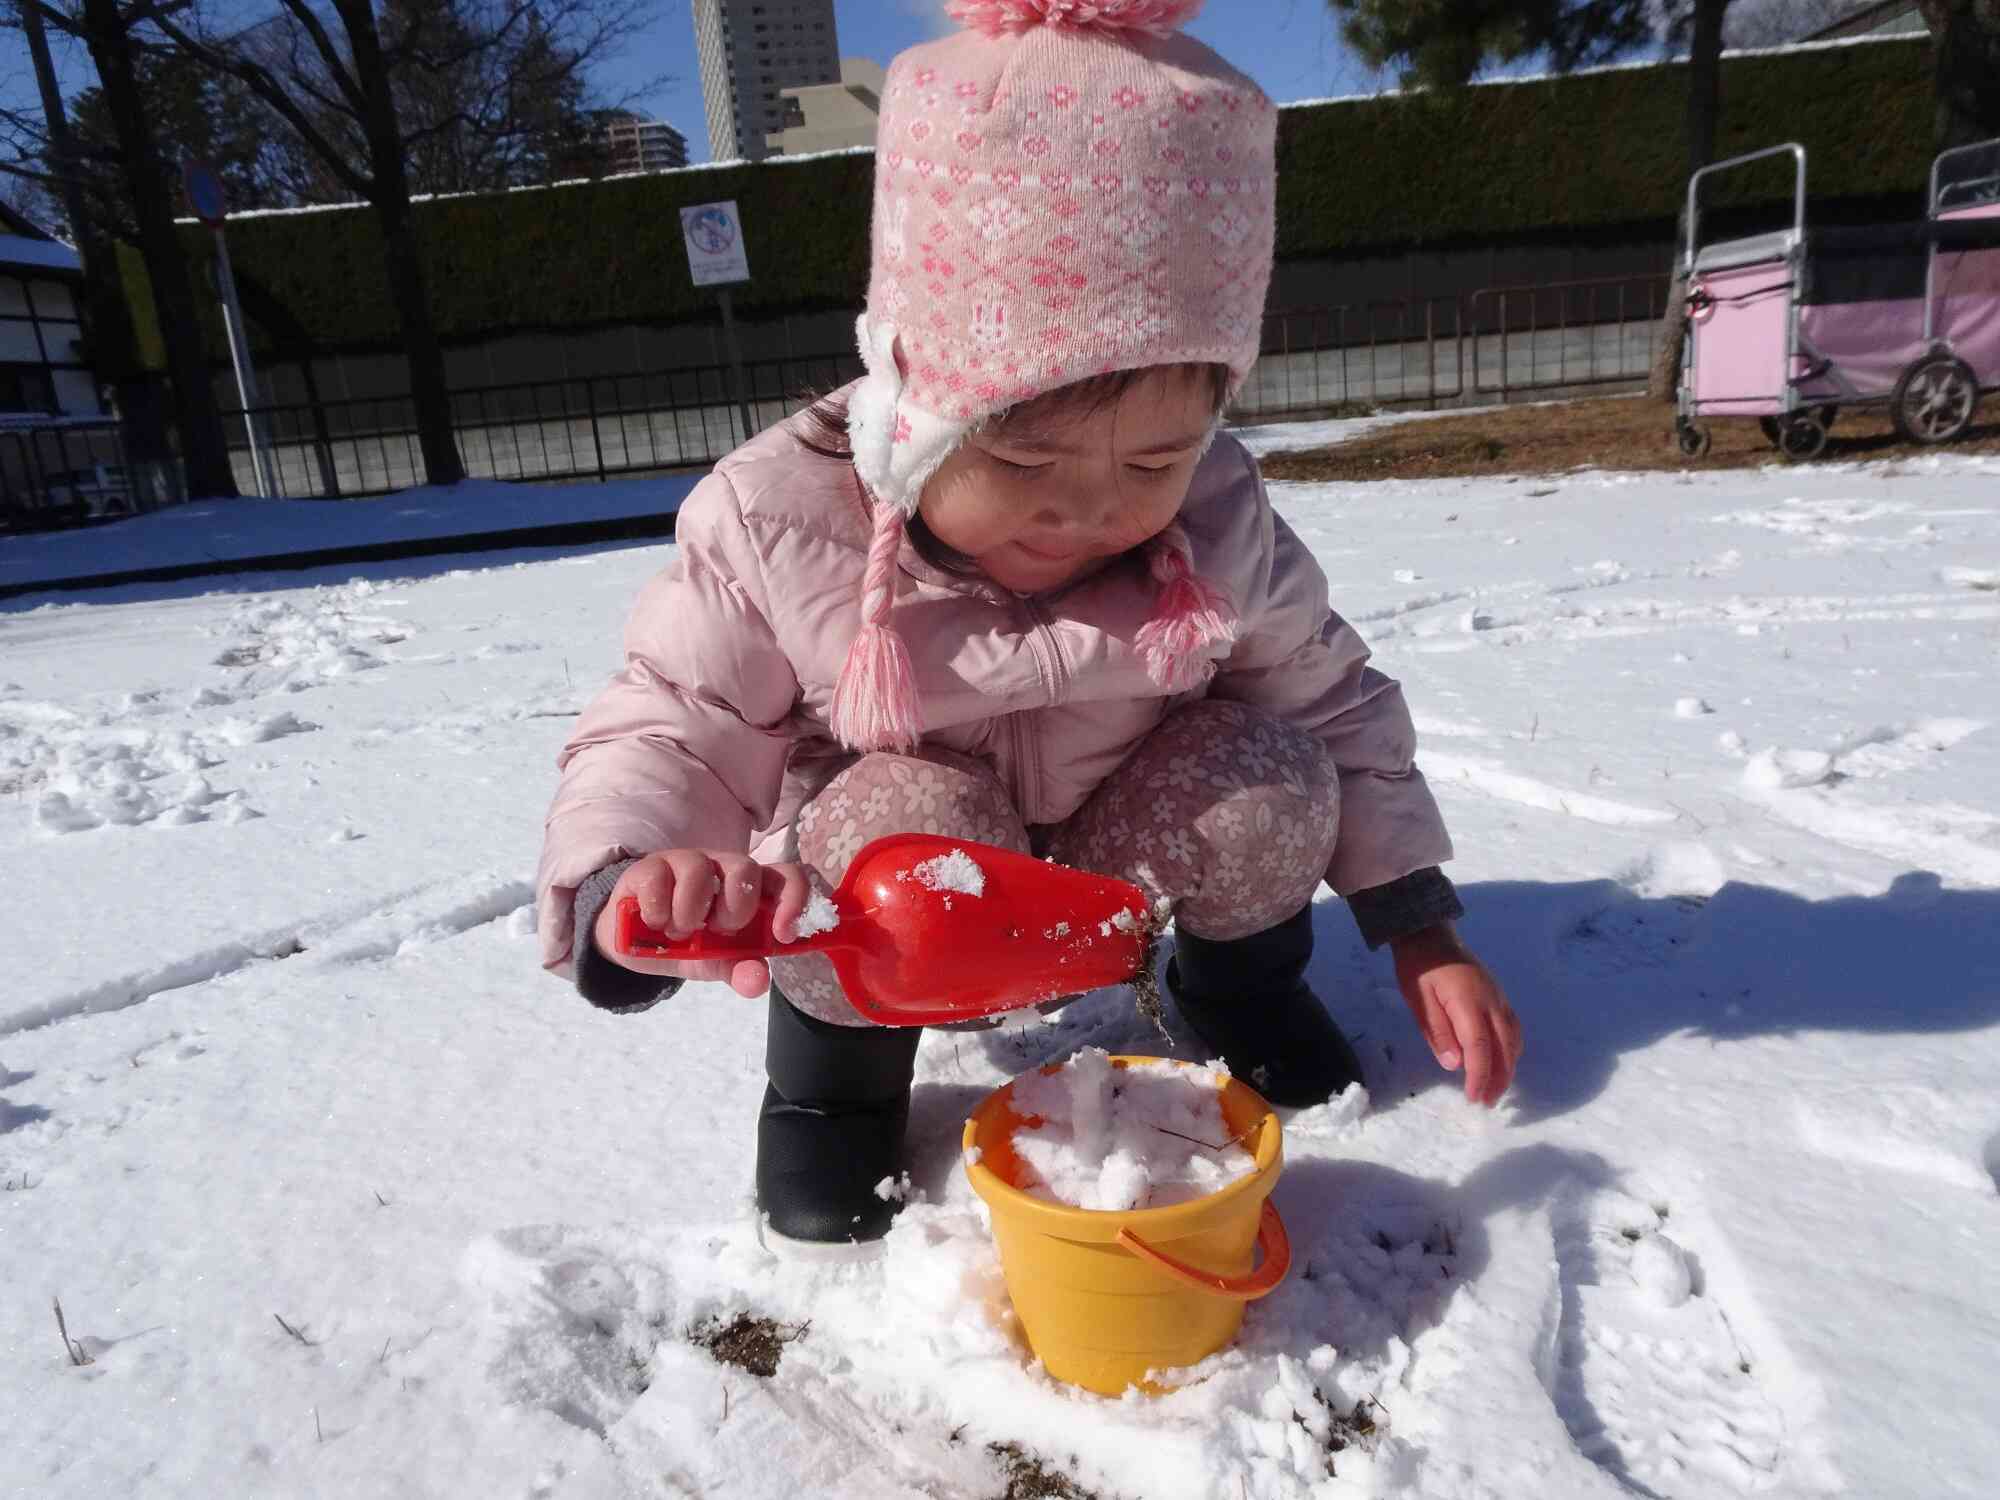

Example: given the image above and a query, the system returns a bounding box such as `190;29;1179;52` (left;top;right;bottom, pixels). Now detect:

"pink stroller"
1676;138;2000;460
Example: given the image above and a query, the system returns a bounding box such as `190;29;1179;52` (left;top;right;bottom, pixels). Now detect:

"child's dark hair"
796;362;1231;575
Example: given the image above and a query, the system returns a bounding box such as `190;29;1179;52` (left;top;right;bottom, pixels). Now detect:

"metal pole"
211;228;274;497
718;287;756;443
585;378;607;481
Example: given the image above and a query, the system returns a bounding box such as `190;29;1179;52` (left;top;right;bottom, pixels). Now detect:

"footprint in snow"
1547;1188;1785;1498
129;1034;208;1068
463;1226;659;1438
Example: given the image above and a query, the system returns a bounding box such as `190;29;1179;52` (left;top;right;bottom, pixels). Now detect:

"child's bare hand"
593;850;810;998
1391;924;1523;1107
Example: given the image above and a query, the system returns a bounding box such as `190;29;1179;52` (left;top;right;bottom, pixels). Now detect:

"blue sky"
613;0;1396;161
3;1;1391;175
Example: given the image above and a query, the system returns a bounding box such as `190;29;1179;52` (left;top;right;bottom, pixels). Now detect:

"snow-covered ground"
0;474;699;591
5;440;2000;1500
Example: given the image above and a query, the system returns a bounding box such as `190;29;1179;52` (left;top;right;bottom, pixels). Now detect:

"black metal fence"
1241;273;1670;416
0;274;1673;517
215;275;1670;500
222;349;866;500
0;418;178;533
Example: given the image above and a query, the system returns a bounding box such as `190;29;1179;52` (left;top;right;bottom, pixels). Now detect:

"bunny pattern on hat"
835;0;1273;756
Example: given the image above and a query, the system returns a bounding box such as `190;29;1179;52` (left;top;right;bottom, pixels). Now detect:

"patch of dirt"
687;1312;809;1378
1256;396;2000;483
985;1441;1101;1500
1323;1393;1386;1470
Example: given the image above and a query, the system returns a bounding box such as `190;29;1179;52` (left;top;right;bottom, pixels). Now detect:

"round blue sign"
686;206;736;256
183;161;227;227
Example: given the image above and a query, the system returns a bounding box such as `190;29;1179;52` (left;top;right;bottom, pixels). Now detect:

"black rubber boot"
1167;904;1364;1108
755;989;922;1247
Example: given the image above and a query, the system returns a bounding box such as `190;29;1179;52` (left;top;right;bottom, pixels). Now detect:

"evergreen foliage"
110;39;1931;371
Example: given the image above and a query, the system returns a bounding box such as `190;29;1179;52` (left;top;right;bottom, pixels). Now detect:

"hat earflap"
847;314;969;518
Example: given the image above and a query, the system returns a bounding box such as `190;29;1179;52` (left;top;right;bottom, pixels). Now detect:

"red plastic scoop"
613;834;1153;1027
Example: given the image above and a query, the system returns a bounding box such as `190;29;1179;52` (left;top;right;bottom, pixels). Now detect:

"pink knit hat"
835;0;1278;754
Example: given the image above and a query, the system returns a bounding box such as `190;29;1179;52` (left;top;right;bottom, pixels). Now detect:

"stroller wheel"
1779;415;1828;461
1758;417;1783;448
1891;355;1977;444
1676;421;1711;458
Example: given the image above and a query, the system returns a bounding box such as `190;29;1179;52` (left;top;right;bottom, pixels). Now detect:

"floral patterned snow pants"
770;700;1340;1026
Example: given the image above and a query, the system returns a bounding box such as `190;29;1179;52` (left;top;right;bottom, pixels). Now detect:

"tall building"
598;111;691;174
691;0;842;163
767;57;884;157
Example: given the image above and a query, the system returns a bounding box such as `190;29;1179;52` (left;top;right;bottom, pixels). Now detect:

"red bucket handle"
1115;1199;1291;1302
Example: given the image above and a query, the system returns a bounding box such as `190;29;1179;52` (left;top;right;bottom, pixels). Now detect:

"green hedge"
1275;39;1933;254
120;37;1932;368
205;152;876;358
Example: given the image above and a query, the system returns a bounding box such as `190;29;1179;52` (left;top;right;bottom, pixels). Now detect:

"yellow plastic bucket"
962;1055;1290;1396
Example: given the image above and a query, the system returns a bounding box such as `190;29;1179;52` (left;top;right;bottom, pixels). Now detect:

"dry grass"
1256;395;2000;484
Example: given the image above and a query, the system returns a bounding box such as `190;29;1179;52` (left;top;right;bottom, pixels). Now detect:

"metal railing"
214;274;1672;499
1467;273;1671;397
1244;297;1469;414
0;418;156;533
226;349;865;500
1244;274;1671;418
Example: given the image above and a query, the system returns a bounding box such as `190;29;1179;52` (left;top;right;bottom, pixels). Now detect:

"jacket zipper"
1006;708;1039;825
1022;596;1071;706
1008;598;1070;826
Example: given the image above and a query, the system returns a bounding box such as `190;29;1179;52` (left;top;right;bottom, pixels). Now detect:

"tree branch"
147;11;373;196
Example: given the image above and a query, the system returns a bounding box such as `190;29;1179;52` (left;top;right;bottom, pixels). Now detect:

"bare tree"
66;53;315;236
149;0;651;489
7;0;240;499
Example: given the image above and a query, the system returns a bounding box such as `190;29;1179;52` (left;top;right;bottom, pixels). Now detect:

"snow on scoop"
613;833;1152;1027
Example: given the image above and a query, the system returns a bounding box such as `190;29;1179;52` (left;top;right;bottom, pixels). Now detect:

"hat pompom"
945;0;1205;39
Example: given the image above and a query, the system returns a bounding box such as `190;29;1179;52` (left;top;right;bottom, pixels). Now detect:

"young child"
537;0;1521;1251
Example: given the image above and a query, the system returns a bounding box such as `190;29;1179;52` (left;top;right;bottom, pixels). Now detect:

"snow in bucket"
1007;1047;1258;1211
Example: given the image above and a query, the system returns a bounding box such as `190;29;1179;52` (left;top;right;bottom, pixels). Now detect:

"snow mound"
1743;747;1835;790
1618;841;1729;901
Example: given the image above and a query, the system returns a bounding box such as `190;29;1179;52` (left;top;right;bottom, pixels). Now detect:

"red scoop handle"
613;895;844;961
602;834;1150;1027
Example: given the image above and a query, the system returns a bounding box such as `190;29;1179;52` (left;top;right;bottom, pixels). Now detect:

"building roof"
1807;2;1927;40
0;234;83;276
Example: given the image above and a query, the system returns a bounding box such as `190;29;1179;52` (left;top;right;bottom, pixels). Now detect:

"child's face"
918;367;1217;595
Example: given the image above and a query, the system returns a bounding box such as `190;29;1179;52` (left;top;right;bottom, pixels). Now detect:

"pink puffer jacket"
536;399;1452;977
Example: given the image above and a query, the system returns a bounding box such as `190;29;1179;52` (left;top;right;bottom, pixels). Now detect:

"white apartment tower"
599;112;691;173
691;0;842;163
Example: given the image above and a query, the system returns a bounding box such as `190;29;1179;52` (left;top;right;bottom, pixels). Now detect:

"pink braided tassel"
832;503;923;753
1136;524;1237;692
